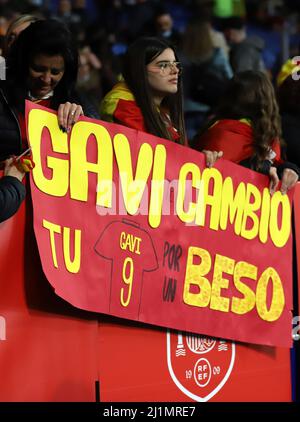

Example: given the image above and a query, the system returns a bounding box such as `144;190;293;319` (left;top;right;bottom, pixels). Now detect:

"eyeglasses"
148;61;183;75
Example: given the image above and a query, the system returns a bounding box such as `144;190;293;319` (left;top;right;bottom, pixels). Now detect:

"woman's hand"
269;166;279;195
202;150;223;168
57;102;84;133
280;168;299;194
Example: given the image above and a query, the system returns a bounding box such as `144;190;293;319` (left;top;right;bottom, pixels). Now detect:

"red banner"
26;102;293;347
0;201;292;402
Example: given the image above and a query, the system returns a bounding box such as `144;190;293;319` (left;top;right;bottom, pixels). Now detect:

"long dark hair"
122;36;186;145
6;19;79;111
200;70;282;169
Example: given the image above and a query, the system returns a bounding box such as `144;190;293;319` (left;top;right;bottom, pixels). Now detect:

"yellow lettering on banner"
120;232;142;255
149;144;166;228
114;134;153;215
256;267;285;321
183;247;211;307
241;183;261;240
63;227;81;273
259;188;271;244
210;254;234;312
176;163;201;224
269;192;291;248
182;246;285;321
28;109;69;196
121;257;134;307
220;177;245;235
28;108;292;248
135;238;142;255
195;168;222;230
120;232;126;249
42;219;81;272
42;219;61;268
70;121;113;207
232;261;257;314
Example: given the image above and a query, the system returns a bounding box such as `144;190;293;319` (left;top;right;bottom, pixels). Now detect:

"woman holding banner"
0;19;99;162
100;36;222;167
193;70;299;194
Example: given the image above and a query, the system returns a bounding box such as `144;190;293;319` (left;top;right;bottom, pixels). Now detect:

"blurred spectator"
85;22;119;97
52;0;88;42
56;0;79;24
122;0;156;42
210;25;230;59
192;1;230;59
180;18;233;104
77;44;102;109
153;7;181;46
178;18;233;139
223;16;266;73
2;14;39;57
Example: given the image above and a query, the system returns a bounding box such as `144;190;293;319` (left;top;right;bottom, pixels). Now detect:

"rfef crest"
167;330;235;401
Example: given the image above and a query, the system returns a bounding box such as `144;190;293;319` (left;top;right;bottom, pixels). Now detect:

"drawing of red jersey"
94;219;158;319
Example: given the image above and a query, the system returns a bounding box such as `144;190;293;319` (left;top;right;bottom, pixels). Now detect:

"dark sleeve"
72;91;100;120
239;158;272;175
240;158;300;180
276;161;300;179
0;176;26;223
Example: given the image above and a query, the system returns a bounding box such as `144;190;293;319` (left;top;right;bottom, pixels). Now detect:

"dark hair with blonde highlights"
2;14;39;57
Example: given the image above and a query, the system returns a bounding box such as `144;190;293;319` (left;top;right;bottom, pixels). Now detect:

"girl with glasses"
101;36;222;165
101;36;187;145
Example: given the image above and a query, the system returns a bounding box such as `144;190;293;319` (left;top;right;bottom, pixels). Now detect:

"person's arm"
0;177;26;222
276;161;299;194
0;158;26;223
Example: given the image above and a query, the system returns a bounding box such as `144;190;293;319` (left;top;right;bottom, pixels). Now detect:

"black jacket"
0;82;100;161
0;85;22;161
0;176;25;222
